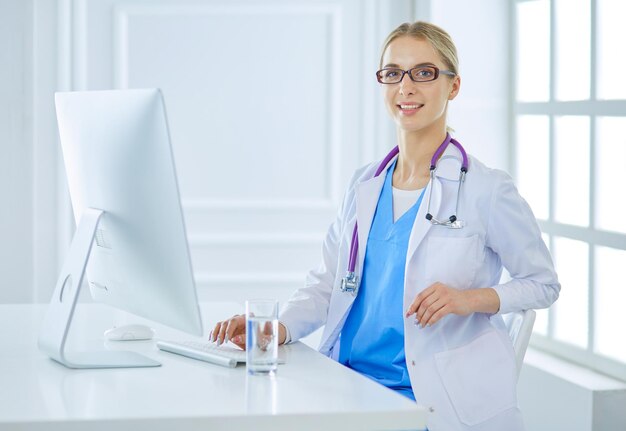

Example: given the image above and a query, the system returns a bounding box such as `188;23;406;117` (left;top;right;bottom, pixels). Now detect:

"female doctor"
210;21;560;431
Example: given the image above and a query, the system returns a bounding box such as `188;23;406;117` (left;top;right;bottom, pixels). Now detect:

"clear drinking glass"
245;300;279;376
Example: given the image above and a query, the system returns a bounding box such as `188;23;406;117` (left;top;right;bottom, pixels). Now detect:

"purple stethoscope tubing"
341;133;468;293
347;145;400;275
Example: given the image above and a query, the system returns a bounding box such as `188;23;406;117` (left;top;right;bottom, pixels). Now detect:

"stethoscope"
340;133;469;294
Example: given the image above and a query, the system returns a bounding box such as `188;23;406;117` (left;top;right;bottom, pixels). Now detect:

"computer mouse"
104;324;155;341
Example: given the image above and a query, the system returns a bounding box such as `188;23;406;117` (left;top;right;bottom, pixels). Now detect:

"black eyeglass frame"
375;66;456;84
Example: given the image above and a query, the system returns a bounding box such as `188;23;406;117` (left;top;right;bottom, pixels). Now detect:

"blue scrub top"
339;160;425;401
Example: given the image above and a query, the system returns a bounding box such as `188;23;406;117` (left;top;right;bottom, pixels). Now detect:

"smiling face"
380;36;460;137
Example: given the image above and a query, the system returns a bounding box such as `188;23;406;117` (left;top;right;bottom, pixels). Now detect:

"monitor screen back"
55;88;203;336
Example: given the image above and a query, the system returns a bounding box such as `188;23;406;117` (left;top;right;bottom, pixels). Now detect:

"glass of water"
245;299;279;376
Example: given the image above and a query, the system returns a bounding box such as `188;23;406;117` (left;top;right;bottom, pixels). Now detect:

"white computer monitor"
38;89;203;369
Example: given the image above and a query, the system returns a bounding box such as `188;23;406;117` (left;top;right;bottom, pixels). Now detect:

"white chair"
502;309;536;380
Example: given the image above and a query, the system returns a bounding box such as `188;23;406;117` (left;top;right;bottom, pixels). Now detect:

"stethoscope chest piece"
340;272;359;295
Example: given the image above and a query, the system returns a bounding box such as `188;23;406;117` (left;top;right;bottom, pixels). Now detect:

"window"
513;0;626;381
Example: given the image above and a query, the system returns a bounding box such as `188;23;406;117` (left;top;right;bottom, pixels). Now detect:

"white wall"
0;0;61;303
0;0;35;302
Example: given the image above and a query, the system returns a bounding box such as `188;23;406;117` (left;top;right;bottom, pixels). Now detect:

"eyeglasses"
376;66;456;84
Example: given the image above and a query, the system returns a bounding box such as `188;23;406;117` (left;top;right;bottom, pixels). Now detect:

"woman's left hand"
405;282;473;327
406;283;501;327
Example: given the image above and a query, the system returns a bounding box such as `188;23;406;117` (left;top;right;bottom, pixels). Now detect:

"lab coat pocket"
434;331;517;426
425;235;481;289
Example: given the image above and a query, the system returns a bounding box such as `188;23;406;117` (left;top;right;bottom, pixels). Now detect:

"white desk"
0;303;427;431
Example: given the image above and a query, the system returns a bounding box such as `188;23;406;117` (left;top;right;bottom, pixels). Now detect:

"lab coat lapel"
328;173;386;318
318;172;387;354
355;174;387;278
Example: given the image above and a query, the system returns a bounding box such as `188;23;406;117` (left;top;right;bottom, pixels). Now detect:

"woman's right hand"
209;315;288;350
210;314;246;349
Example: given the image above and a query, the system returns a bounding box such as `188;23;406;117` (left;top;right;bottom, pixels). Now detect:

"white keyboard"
156;340;246;368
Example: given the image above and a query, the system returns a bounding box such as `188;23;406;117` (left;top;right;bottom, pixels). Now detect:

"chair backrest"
502;309;536;380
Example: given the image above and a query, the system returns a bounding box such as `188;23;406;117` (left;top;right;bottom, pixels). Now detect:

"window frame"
511;0;626;381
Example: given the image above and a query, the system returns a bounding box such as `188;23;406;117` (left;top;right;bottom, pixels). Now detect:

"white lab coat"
279;143;560;431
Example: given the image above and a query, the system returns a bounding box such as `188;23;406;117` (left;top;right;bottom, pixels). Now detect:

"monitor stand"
38;208;161;369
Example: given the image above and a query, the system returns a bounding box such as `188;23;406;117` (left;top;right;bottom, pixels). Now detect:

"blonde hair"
379;21;459;75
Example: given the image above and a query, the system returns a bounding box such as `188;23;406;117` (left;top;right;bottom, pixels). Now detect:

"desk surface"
0;303;426;431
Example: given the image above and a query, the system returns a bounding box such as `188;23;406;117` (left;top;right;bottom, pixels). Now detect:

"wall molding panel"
46;0;379;297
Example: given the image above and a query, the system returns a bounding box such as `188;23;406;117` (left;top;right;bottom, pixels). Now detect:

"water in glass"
246;316;278;375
